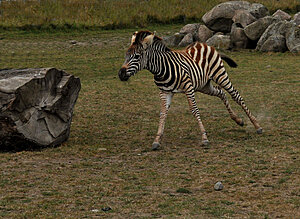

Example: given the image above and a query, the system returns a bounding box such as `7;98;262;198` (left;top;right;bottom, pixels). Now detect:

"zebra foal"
118;30;262;150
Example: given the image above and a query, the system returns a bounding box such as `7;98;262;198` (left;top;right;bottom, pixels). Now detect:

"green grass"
0;0;299;30
0;25;300;218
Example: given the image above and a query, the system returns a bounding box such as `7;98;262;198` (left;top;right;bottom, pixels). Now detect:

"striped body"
185;43;238;96
151;48;207;92
147;42;237;97
119;31;262;149
186;43;224;90
150;42;224;93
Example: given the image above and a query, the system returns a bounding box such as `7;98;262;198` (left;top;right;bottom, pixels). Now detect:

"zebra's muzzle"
118;67;130;81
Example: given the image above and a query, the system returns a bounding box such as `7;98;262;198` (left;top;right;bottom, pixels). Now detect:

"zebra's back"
185;42;228;90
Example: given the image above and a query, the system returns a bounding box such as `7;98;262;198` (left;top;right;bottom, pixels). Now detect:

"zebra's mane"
131;30;171;52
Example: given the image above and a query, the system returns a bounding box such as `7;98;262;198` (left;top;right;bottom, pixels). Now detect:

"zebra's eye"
134;54;140;59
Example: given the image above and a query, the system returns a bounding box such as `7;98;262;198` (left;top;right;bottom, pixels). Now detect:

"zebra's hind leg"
216;76;262;134
152;91;174;150
200;82;244;126
185;90;209;146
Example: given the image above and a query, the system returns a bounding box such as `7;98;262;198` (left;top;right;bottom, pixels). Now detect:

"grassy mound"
0;0;299;31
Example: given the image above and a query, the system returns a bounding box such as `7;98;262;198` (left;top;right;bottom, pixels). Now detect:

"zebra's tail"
220;54;237;68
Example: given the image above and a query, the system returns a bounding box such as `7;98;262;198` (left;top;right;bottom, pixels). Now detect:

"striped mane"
127;30;170;55
131;30;163;46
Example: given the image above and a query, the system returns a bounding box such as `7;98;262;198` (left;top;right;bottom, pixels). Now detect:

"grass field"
0;25;299;218
0;0;299;30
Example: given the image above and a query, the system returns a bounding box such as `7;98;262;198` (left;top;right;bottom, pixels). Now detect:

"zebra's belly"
194;82;208;91
154;77;182;92
155;80;207;93
171;88;185;93
154;81;184;93
156;85;184;93
191;75;210;91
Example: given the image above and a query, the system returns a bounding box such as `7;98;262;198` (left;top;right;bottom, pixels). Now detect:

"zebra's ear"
131;31;138;45
142;33;155;49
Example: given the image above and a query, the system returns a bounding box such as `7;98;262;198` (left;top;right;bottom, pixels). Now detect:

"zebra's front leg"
152;91;174;150
185;90;209;146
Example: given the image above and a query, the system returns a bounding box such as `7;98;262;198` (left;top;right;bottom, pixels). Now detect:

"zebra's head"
118;31;155;81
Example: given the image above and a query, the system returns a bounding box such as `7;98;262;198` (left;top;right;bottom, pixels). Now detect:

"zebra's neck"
145;40;171;76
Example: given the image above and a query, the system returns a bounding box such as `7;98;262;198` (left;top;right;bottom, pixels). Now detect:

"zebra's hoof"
238;120;244;127
202;140;209;147
152;142;161;151
256;128;263;134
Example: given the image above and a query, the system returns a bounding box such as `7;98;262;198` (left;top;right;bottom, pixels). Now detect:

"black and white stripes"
119;31;262;149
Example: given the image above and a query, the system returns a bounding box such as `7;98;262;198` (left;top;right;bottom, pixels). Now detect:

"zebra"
118;30;262;150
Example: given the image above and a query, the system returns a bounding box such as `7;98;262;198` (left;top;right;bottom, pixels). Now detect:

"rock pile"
163;1;300;53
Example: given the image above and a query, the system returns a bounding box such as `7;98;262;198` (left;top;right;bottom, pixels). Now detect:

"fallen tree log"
0;68;81;150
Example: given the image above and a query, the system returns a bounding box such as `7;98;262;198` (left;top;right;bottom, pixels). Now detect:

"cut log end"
0;68;81;151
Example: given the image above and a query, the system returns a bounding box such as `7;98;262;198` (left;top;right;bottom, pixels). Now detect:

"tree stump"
0;68;81;150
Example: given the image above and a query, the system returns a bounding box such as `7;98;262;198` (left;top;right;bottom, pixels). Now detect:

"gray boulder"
0;68;81;150
197;25;214;43
206;34;231;50
202;1;251;32
292;12;300;25
179;33;194;47
179;23;200;35
260;34;287;52
230;23;249;49
286;24;300;53
248;3;269;19
256;20;294;51
163;33;185;47
272;9;292;21
232;9;257;28
244;16;280;41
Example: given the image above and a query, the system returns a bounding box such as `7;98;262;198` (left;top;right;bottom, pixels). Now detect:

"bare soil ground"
0;26;299;218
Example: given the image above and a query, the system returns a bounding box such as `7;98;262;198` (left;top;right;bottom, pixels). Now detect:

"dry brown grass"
0;25;299;218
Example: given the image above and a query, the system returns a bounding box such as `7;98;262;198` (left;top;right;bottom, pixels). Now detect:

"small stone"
91;209;99;212
70;40;77;45
102;207;112;212
214;181;224;191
